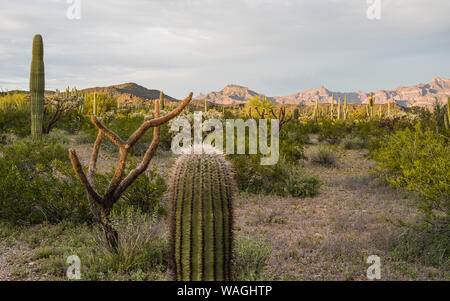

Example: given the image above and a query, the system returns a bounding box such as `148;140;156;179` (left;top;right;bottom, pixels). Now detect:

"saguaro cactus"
93;92;97;116
330;93;334;119
160;91;165;110
337;96;341;120
204;99;208;113
368;92;375;119
313;99;319;120
30;34;45;140
168;153;234;281
343;94;348;120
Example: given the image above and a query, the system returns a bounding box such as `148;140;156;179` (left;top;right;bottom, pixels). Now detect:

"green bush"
373;123;449;220
233;235;273;281
109;158;167;216
231;154;320;197
279;160;321;197
0;140;91;224
341;135;366;150
309;146;338;167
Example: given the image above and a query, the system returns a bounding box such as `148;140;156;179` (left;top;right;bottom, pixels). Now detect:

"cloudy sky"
1;0;449;98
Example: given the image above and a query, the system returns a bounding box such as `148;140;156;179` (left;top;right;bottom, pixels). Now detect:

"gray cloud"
0;0;449;98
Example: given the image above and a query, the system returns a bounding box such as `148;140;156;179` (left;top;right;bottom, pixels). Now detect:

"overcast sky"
1;0;449;98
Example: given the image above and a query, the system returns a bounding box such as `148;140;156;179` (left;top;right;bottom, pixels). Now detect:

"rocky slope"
195;78;450;108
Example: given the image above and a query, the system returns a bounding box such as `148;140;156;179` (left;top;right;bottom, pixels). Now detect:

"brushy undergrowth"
309;146;338;167
233;235;273;281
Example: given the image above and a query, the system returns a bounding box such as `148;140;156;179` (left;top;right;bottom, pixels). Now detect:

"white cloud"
0;0;449;97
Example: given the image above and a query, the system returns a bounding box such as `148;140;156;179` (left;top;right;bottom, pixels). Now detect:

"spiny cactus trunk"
343;95;347;120
169;153;234;281
337;96;341;120
330;94;334;119
313;99;319;121
93;92;97;116
160;91;165;110
30;34;45;140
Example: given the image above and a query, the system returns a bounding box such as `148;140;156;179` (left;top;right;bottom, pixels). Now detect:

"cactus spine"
93;92;97;116
30;34;45;140
169;153;234;281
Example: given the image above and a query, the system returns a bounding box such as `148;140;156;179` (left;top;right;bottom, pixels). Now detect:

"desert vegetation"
0;35;448;281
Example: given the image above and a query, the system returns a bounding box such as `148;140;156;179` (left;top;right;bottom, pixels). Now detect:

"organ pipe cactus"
30;34;45;140
168;152;235;281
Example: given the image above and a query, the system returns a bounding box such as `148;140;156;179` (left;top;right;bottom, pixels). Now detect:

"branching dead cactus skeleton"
249;106;293;130
69;93;193;252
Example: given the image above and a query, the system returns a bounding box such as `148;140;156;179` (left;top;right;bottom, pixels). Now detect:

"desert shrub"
110;158;167;216
231;155;320;197
279;160;321;197
373;123;449;220
341;135;366;150
84;115;172;154
309;146;338;167
233;235;273;281
83;92;117;115
374;123;449;265
0;140;91;224
86;207;168;279
317;119;348;144
390;217;449;268
0;93;30;137
50;111;90;134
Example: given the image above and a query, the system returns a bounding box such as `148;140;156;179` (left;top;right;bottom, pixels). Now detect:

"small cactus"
30;34;45;140
168;152;234;281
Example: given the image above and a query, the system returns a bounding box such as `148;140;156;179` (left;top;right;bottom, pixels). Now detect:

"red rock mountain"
195;84;275;104
196;78;450;108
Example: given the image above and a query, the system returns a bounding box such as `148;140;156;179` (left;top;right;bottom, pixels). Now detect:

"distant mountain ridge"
195;77;450;108
80;82;176;108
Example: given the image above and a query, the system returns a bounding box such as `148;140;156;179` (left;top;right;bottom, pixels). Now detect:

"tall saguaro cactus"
160;91;165;110
337;96;341;120
313;99;319;121
93;92;97;116
30;34;45;140
168;153;235;281
343;94;348;120
330;93;334;119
